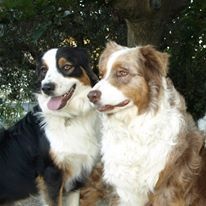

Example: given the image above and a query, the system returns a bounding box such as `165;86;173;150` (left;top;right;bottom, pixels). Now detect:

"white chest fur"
101;106;183;206
43;111;100;189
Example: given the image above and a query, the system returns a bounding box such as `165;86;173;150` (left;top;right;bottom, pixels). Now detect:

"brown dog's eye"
116;69;129;77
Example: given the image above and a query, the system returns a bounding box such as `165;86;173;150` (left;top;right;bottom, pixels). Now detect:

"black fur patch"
70;168;89;192
35;55;46;94
0;105;77;204
43;166;63;204
55;47;98;86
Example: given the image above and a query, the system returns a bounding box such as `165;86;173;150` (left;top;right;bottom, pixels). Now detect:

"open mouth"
47;84;76;110
97;99;130;112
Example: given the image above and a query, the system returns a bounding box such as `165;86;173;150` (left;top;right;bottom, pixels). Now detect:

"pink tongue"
47;96;64;110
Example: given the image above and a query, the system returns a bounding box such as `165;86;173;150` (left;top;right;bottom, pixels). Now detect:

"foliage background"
0;0;127;126
163;0;206;120
0;0;205;127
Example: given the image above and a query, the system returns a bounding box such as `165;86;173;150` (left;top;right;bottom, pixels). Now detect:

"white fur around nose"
92;79;128;106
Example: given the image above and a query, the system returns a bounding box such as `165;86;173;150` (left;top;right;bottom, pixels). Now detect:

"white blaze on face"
92;48;130;106
104;48;130;79
41;48;59;86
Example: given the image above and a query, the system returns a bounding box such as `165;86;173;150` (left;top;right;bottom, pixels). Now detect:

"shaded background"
0;0;205;126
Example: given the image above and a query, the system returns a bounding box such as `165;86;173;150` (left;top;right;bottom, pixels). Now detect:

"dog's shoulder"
0;105;45;156
9;105;41;134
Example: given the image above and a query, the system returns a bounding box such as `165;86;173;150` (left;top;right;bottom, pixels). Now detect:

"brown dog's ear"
105;41;120;49
102;41;122;56
139;45;169;77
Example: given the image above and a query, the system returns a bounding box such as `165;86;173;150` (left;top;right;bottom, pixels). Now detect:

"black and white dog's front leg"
37;166;63;206
62;171;88;206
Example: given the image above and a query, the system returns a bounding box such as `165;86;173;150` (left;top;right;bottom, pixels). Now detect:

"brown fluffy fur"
80;163;119;206
141;47;206;206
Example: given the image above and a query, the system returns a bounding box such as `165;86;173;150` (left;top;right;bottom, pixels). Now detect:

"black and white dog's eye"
40;65;48;74
63;64;74;71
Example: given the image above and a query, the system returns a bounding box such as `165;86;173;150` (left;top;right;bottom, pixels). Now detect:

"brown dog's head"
88;41;169;114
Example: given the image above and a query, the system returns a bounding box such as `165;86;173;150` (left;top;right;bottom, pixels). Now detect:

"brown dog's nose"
87;90;102;104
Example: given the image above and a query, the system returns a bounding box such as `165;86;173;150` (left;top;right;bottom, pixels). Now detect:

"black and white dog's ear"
76;48;99;86
33;53;45;93
35;53;44;73
86;69;99;87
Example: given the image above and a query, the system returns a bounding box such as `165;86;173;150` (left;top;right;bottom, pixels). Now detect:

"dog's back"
0;106;49;203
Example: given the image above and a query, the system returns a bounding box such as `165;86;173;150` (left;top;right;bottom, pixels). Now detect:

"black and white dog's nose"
41;83;55;95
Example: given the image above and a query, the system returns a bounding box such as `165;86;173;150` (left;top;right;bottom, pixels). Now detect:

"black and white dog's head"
36;47;98;117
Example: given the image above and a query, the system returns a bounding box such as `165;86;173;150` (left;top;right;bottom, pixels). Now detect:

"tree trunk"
108;0;189;47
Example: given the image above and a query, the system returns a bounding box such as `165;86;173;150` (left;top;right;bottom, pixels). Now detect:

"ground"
3;196;41;206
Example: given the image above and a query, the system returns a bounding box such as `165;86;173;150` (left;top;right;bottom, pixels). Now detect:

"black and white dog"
0;47;100;205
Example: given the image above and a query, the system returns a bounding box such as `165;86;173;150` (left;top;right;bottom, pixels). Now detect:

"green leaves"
31;21;52;43
3;0;36;19
1;0;205;125
163;0;206;120
0;0;126;125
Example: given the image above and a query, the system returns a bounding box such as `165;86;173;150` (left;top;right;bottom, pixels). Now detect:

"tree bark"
107;0;189;47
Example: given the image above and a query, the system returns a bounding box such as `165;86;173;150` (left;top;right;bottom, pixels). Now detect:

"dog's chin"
46;84;76;111
96;99;130;114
